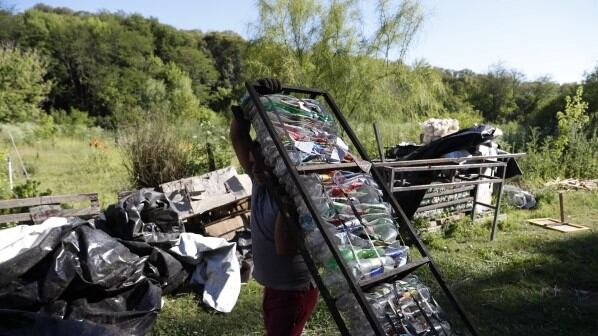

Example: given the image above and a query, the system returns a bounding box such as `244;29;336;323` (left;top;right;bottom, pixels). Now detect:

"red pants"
263;286;319;336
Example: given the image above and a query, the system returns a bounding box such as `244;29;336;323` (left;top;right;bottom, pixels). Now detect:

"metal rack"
245;81;479;336
377;153;525;240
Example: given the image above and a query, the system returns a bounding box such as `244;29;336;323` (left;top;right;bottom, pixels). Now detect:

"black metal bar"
373;122;385;162
321;91;479;336
296;162;360;172
474;202;497;209
360;257;430;289
378;153;526;166
477;174;501;179
392;178;503;192
245;82;386;336
470;167;480;221
490;166;508;241
391;162;505;172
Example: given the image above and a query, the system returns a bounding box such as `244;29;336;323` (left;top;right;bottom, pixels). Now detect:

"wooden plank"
202;209;251;228
527;218;589;233
59;207;101;218
422;185;475;199
416;197;474;212
0;206;101;224
204;216;246;241
0;212;31;223
393;179;502;192
0;193;99;210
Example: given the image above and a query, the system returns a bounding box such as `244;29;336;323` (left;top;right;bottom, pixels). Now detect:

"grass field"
4;130;129;207
2;131;597;336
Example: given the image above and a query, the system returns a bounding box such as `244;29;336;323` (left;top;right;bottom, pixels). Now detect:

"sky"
11;0;598;83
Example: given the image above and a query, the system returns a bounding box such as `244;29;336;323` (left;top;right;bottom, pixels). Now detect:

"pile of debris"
545;178;598;191
0;186;244;336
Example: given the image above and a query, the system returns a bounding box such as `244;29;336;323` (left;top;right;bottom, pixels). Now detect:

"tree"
248;0;425;120
582;65;598;130
469;64;522;121
0;45;51;122
555;86;589;151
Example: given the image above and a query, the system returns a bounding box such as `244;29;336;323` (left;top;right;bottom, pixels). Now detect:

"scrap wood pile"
0;189;242;336
545;178;598;191
241;93;454;335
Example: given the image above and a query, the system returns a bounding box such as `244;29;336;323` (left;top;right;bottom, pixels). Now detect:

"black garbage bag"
392;125;502;218
503;185;537;209
385;143;422;160
0;220;162;336
99;188;184;246
231;230;253;284
120;239;192;295
401;125;498;161
0;309;121;336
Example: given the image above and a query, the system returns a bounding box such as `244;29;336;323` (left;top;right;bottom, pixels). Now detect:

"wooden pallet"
527;218;589;233
0;193;100;224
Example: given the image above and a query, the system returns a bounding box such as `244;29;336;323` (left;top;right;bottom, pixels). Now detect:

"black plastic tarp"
98;189;185;246
0;189;241;336
0;218;161;336
386;125;521;218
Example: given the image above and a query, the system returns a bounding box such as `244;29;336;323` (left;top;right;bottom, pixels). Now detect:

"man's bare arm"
229;112;252;173
274;211;298;256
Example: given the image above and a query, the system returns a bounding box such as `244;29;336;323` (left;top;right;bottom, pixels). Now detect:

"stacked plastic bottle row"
337;275;453;335
301;171;408;283
241;93;452;335
242;93;351;165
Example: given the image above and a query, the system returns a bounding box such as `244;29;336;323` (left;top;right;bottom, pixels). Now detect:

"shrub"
12;179;51;198
121;112;232;189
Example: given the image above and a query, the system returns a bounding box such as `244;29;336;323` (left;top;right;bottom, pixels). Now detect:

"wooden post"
207;142;216;171
373;122;385;162
9;132;29;179
559;192;565;223
7;156;13;191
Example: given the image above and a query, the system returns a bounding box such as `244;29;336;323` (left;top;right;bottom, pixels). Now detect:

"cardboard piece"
160;167;252;218
204;216;247;241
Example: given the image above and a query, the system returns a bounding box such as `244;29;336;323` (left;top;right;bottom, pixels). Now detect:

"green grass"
153;282;337;336
420;189;598;336
154;190;598;336
4;131;129;207
3;130;598;335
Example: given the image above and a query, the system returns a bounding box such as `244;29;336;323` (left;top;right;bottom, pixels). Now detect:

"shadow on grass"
448;232;598;336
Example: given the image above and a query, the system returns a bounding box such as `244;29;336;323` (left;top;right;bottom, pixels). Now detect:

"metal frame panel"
245;81;479;336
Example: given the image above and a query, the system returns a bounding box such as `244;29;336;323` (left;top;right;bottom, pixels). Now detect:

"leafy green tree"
204;31;245;110
248;0;427;122
0;45;51;122
582;65;598;130
469;64;522;121
555;86;589;151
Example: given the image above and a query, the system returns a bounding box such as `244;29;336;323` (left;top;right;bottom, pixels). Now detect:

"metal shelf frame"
245;81;479;336
378;152;524;241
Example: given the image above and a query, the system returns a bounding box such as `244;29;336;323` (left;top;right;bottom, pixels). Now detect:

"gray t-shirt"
250;182;312;291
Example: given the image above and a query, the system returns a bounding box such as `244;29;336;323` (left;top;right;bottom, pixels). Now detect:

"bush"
513;127;598;183
12;179;51;198
121;112;232;189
